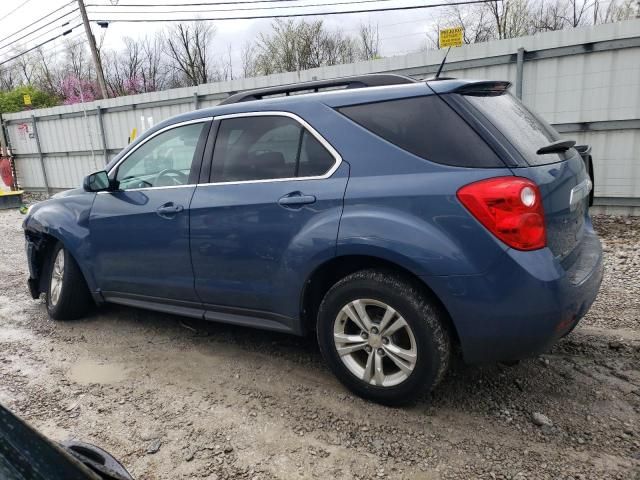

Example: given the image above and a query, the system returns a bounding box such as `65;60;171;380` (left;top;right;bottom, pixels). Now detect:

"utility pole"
77;0;108;99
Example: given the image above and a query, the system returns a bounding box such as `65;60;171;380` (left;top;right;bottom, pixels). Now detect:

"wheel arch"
25;223;95;299
299;254;460;346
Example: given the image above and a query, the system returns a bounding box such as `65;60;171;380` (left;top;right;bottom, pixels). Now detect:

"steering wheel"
154;168;188;187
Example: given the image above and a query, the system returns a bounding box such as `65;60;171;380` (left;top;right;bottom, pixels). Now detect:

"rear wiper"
536;139;575;155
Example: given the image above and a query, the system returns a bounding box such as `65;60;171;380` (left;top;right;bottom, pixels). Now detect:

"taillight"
457;177;546;251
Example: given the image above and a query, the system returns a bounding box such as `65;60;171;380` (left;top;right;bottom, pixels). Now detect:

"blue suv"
23;75;603;404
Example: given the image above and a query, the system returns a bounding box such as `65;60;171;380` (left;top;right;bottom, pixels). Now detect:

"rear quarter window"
338;95;504;168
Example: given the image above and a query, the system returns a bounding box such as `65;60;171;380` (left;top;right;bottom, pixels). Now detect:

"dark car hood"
52;187;84;199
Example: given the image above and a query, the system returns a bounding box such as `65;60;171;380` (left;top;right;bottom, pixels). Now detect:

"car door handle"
278;192;316;208
156;203;184;217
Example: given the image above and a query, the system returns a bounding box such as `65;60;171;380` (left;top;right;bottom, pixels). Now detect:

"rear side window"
464;93;564;166
212;116;336;182
338;95;504;168
298;131;335;177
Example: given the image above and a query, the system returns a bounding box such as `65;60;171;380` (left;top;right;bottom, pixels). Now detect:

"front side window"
211;115;336;182
116;122;205;189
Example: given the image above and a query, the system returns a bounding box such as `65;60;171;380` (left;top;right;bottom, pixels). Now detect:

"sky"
0;0;449;75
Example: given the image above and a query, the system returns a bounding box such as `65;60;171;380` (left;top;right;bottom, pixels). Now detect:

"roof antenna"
434;46;451;80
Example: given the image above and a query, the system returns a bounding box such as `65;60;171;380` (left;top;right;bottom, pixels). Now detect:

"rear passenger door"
189;112;348;330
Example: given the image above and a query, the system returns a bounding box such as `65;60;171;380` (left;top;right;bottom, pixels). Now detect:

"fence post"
96;106;109;165
516;47;525;100
31;115;50;196
0;113;9;157
193;92;200;110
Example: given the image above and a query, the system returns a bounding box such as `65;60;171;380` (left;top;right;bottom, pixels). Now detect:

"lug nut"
377;348;385;356
382;337;389;345
361;332;369;340
365;346;372;353
370;327;378;334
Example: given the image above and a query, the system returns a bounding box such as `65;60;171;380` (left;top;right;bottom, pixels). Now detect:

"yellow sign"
23;94;32;106
439;27;464;48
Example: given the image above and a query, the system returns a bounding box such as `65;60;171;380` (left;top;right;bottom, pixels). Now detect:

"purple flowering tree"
60;76;99;105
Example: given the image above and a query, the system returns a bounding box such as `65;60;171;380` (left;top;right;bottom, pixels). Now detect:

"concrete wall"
3;19;640;207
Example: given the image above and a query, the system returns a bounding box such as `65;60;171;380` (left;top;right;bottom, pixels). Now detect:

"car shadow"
84;303;613;415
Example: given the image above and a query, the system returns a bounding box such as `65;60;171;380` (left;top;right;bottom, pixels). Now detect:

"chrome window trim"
104;116;213;186
98;184;196;193
197;110;343;187
99;111;342;193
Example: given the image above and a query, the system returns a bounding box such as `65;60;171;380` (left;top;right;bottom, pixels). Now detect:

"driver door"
90;119;211;304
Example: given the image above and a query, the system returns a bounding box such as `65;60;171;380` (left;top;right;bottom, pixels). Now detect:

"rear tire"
317;269;450;406
46;242;93;320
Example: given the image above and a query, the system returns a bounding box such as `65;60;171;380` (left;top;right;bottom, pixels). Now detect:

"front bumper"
425;225;604;363
25;235;46;299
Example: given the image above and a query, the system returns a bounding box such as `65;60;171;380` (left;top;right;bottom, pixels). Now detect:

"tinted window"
465;93;564;166
339;95;503;168
116;122;205;189
212;116;335;182
298;131;335;177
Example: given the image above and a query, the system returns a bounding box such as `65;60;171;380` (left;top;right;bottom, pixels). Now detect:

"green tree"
0;85;59;114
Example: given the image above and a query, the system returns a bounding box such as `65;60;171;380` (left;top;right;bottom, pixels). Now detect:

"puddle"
68;360;128;385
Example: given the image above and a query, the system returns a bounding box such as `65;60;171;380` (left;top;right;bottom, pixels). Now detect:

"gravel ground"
0;208;638;480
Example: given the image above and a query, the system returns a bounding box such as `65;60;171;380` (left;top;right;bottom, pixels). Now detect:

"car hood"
52;187;84;199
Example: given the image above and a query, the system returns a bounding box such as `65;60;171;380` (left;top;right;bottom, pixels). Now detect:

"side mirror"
83;171;112;192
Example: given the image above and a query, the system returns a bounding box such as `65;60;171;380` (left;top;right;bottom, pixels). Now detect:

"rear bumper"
425;223;604;363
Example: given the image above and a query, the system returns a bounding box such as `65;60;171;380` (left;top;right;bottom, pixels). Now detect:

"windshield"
464;92;568;166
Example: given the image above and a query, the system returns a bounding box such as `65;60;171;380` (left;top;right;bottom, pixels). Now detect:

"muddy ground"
0;208;638;480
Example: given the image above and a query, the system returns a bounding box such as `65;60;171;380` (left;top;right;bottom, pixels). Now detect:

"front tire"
317;270;451;406
46;242;93;320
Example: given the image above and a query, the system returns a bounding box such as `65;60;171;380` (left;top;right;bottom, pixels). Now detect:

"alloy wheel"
49;249;65;307
333;299;417;387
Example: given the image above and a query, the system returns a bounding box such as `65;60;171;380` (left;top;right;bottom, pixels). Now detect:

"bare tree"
62;38;94;81
33;47;63;96
565;0;591;27
220;44;234;81
164;22;215;86
486;0;534;39
240;41;258;78
12;47;38;85
251;19;359;75
358;22;380;60
530;0;569;32
140;34;167;92
594;0;639;23
104;37;143;96
0;64;20;91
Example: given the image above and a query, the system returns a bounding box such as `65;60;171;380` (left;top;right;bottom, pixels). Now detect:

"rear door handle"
278;192;316;208
156;202;184;217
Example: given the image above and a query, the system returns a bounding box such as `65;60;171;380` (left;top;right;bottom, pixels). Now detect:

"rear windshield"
338;95;504;168
464;93;566;166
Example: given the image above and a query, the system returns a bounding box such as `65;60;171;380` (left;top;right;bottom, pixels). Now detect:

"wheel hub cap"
368;333;383;349
333;299;417;387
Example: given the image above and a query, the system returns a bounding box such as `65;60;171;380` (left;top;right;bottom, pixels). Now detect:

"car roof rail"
219;74;417;105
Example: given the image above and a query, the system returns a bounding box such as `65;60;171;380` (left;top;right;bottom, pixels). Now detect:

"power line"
87;0;356;6
0;0;35;23
15;33;86;63
0;15;81;56
0;1;77;48
90;0;499;22
39;32;87;56
0;24;83;68
88;0;401;14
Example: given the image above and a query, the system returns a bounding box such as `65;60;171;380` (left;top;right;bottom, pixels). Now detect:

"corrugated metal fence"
3;19;640;210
